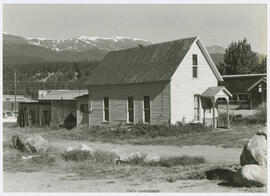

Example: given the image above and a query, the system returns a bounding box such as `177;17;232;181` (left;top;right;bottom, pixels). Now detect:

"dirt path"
50;139;241;163
5;171;264;192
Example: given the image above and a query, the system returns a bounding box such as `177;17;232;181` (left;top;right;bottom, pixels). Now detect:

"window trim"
238;93;249;102
143;96;151;123
103;97;110;122
192;54;198;78
127;96;135;124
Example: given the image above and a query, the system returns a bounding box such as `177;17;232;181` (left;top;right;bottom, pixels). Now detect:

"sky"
3;4;267;54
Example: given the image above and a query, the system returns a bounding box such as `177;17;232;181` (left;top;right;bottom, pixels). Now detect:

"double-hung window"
127;97;134;123
103;97;109;122
192;54;198;78
143;96;150;123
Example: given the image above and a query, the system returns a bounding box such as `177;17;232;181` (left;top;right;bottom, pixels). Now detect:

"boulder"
63;144;93;161
111;150;142;162
24;135;49;153
144;154;160;163
256;127;267;139
10;135;27;152
10;135;49;153
240;134;267;167
233;164;267;187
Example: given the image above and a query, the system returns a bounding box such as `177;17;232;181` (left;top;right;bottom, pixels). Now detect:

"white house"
85;36;231;127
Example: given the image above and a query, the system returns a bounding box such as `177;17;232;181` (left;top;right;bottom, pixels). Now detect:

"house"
85;36;232;128
18;90;88;129
220;73;267;109
3;95;32;117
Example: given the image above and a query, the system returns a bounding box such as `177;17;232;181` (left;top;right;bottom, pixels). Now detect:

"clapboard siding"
171;41;218;123
88;81;170;125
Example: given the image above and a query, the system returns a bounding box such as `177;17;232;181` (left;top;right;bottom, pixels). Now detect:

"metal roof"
38;90;88;100
86;37;198;86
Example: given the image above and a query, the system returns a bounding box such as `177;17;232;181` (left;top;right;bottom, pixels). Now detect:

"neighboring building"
18;90;88;129
220;74;267;109
76;94;90;127
3;95;32;117
85;37;231;128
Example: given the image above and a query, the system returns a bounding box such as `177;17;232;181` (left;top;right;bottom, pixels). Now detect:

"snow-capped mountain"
28;35;152;52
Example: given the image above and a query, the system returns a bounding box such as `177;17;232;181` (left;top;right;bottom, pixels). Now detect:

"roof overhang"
196;37;223;82
201;86;232;100
247;77;267;92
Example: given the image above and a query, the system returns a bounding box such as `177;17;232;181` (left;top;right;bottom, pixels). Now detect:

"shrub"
241;103;266;124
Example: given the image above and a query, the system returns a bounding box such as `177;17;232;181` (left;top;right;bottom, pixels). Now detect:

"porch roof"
201;86;232;99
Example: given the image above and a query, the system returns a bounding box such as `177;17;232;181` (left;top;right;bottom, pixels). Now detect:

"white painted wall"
171;40;218;124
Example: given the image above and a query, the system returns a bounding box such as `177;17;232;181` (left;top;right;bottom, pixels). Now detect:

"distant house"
86;37;231;128
18;90;88;129
3;95;32;117
220;73;267;109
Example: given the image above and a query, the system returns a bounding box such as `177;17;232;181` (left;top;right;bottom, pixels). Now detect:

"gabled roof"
85;36;222;86
247;77;267;92
201;86;232;98
38;90;88;100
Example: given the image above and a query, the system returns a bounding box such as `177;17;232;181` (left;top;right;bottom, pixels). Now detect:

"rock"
240;134;267;167
233;164;267;187
144;154;160;163
111;150;142;161
10;135;49;153
256;127;267;139
24;135;49;153
10;135;27;152
63;144;93;161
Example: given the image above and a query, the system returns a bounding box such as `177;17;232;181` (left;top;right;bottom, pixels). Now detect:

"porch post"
212;98;216;128
226;98;230;129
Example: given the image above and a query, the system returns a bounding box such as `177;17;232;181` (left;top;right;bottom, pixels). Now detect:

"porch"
200;86;232;128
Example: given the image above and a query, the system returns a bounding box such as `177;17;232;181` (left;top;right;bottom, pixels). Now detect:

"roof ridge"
108;36;198;53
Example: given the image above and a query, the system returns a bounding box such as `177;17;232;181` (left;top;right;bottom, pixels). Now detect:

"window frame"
103;97;110;122
238;93;249;102
143;96;151;123
127;96;135;124
192;54;198;78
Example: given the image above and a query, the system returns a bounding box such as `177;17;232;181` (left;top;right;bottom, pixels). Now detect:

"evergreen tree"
221;38;259;74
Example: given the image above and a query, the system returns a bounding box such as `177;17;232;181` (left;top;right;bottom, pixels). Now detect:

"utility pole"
14;72;17;117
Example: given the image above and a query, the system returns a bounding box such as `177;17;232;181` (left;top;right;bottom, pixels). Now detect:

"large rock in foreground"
11;135;49;153
240;134;267;167
233;164;267;187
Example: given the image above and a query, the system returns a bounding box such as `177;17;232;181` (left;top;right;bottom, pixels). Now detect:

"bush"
241;103;266;124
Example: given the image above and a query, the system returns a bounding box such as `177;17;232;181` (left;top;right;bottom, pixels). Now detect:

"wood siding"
88;82;170;126
51;100;76;128
76;96;89;126
171;41;218;123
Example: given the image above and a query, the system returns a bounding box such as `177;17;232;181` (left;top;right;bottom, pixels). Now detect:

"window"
103;97;109;122
192;54;198;78
143;96;150;123
80;104;88;114
194;95;200;121
127;97;134;123
238;93;249;101
193;54;198;65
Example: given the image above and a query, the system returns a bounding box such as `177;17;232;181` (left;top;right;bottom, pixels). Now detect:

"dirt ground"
2;125;266;192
